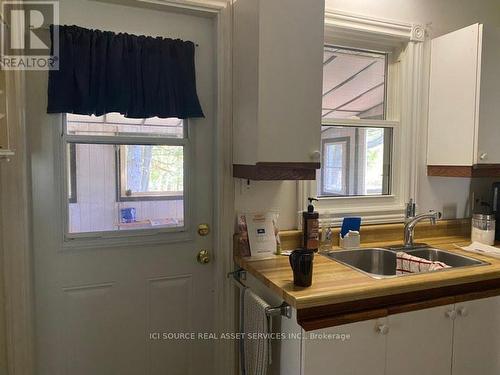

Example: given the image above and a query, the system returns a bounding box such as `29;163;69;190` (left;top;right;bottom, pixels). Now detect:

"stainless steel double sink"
324;247;487;279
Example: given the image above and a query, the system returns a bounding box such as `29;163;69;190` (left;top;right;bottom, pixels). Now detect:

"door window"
64;113;187;234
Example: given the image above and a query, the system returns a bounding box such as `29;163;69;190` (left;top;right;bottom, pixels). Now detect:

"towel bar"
228;269;292;319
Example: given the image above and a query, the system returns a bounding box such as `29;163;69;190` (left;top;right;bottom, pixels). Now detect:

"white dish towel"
242;288;271;375
396;252;450;275
458;242;500;259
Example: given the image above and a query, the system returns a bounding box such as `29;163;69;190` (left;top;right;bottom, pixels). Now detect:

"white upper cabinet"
427;23;500;168
232;0;324;179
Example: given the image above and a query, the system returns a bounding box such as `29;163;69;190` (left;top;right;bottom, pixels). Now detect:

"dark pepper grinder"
289;248;314;287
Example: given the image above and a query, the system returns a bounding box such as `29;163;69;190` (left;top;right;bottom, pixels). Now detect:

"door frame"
1;63;35;375
1;1;235;374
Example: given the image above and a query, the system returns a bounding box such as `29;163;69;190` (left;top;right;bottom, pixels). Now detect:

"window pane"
67;143;184;234
119;145;183;200
66;113;184;138
323;141;347;195
323;46;386;120
318;126;392;197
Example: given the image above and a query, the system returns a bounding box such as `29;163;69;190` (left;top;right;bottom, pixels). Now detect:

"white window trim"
299;10;425;226
321;136;349;195
59;114;194;248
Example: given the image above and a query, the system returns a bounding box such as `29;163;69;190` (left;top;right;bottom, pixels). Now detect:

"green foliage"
149;146;184;192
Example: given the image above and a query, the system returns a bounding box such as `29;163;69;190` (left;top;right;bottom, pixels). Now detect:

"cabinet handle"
457;307;468;317
377;324;389;335
445;309;457;320
480;152;488;160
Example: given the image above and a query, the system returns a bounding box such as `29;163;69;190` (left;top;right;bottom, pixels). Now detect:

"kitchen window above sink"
300;12;426;226
318;47;393;198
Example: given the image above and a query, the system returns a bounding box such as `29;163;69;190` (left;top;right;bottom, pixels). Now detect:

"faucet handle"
405;199;416;219
429;210;442;218
429;210;442;225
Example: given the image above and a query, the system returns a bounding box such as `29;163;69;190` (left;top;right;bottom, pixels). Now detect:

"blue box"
120;208;136;223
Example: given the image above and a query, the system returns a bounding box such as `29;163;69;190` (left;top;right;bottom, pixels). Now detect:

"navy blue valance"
47;25;204;119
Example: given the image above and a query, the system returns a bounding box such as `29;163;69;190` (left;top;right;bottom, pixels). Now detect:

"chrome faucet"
404;211;442;248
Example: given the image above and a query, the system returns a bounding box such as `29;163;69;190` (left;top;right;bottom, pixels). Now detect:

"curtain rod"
0;20;199;46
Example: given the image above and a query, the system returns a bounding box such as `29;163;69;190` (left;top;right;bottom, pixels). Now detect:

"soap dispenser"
303;197;319;252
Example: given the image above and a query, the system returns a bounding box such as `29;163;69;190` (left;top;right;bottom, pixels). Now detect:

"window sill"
318;194;396;201
62;226;192;250
317;208;406;226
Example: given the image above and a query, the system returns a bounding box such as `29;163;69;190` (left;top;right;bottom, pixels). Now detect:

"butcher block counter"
234;220;500;330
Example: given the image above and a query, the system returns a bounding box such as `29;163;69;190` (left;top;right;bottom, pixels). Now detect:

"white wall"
235;180;298;230
235;0;500;230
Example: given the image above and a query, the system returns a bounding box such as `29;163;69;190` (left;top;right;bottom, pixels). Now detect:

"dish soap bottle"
303;197;319;252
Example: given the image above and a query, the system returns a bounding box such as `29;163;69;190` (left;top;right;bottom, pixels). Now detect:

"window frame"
68;143;77;203
300;11;425;226
115;145;184;202
321;136;350;196
60;114;192;243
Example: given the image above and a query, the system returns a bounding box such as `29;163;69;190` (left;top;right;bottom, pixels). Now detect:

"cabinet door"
476;25;500;164
453;296;500;375
302;318;387;375
386;305;454;375
427;24;480;166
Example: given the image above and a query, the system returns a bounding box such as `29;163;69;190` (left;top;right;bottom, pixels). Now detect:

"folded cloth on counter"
396;252;451;275
458;242;500;259
242;288;271;375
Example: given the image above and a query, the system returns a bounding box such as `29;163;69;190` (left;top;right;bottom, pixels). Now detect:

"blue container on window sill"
121;208;136;223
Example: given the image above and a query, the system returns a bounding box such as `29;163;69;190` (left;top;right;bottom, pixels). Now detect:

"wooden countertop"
235;236;500;311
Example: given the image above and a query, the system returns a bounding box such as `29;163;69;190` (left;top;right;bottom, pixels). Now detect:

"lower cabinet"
386;305;454;375
452;296;500;375
302;318;388;375
297;295;500;375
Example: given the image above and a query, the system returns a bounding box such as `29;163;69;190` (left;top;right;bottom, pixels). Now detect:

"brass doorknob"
197;250;211;264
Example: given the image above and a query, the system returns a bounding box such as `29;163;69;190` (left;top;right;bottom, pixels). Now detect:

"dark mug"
289;248;314;287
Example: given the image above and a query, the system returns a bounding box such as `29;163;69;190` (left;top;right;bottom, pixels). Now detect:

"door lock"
197;223;210;236
197;249;211;264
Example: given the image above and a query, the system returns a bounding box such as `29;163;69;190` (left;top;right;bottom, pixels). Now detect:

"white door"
453;296;500;375
386;305;454;375
302;318;388;375
27;1;217;374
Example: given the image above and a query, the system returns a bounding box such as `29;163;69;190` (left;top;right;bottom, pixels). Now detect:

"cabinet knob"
310;150;321;161
377;324;389;335
445;309;457;320
457;306;468;317
480;152;488;160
